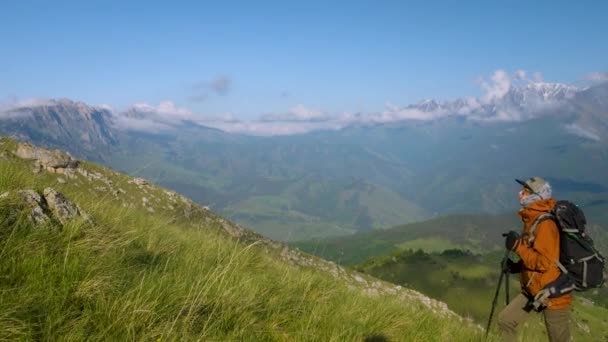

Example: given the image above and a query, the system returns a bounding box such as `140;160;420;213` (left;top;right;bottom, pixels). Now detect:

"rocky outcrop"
275;239;467;323
5;188;92;226
43;188;92;224
16;190;51;224
14;142;79;176
77;168;113;186
218;218;248;239
132;178;149;186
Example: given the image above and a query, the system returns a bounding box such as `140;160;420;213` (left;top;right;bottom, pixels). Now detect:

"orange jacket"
516;198;572;310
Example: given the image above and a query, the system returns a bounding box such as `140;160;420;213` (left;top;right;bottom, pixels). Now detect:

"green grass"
354;248;608;341
0;137;488;341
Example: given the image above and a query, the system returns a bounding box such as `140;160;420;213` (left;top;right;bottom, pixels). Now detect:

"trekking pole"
485;249;510;339
505;257;510;305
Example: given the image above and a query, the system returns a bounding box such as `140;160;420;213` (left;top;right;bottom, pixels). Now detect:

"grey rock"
32;164;43;174
16;190;50;224
132;177;149;186
43;188;92;225
353;275;366;284
219;219;246;238
77;168;89;177
14;142;79;169
576;321;591;334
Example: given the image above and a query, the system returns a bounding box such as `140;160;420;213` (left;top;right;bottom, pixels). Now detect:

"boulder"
14;142;79;169
132;177;149;186
4;188;93;226
16;190;50;224
43;188;92;225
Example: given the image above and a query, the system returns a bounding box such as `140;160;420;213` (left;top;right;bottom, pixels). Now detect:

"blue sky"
1;0;607;119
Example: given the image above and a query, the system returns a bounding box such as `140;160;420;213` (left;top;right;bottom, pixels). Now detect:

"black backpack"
528;200;605;298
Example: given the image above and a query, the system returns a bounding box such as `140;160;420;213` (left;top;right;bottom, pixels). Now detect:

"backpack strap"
527;213;554;247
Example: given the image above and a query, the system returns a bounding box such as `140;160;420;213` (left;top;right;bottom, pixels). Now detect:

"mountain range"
1;81;607;240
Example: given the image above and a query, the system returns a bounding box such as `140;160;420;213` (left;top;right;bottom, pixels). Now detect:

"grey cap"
515;176;548;194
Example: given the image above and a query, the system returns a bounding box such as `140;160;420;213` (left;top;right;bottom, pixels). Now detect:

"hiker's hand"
506;259;522;273
503;231;520;251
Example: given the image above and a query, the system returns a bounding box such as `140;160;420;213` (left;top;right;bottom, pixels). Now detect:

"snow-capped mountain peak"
407;82;580;117
512;82;578;101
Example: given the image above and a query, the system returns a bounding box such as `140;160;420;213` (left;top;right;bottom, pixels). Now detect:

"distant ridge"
1;82;608;241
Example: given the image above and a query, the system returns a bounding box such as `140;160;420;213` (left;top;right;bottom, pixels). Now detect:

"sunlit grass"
0;140;489;341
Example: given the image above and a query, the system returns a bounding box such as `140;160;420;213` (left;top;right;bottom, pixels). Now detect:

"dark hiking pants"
498;293;570;342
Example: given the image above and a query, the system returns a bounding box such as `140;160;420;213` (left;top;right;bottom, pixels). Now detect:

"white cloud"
289;104;327;121
583;72;608;83
132;101;193;119
0;108;31;120
0;97;55;120
374;104;445;122
0;97;54;112
202;119;342;136
479;69;512;103
564;123;601;141
198;105;341;135
457;97;482;115
6;68;586;136
112;115;175;133
260;104;330;122
469;109;522;122
95;104;114;111
112;101;196;132
202;112;242;123
514;70;527;81
196;68;578;135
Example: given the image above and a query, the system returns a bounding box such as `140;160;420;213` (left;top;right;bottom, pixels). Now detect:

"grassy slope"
0;137;486;341
293;211;608;340
355;249;608;341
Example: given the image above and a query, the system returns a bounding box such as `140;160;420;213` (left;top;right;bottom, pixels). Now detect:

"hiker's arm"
516;222;560;272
